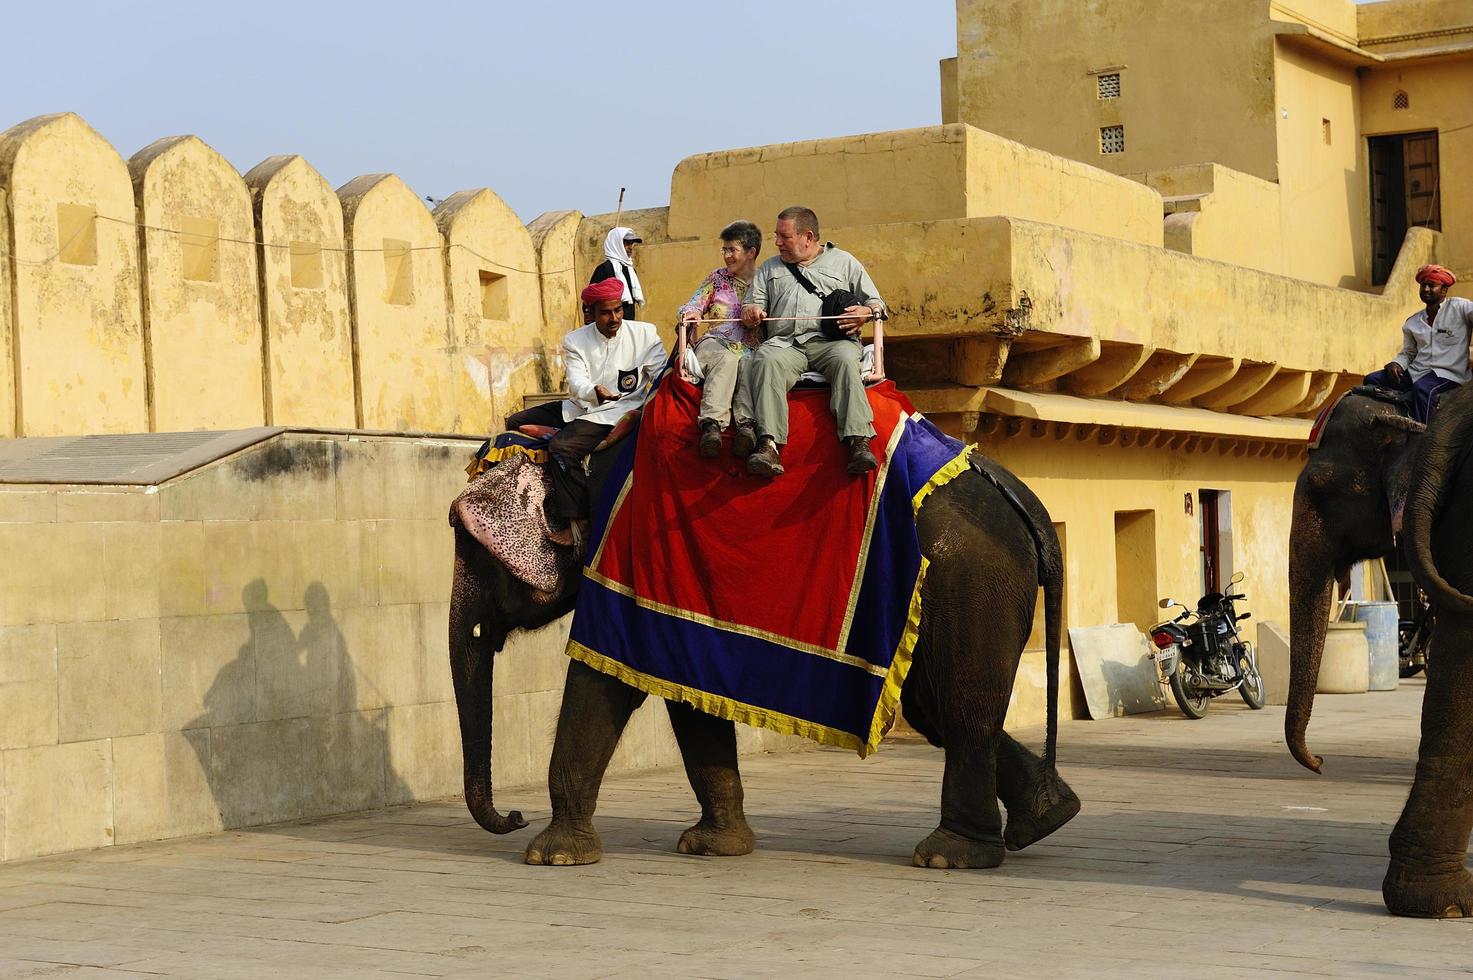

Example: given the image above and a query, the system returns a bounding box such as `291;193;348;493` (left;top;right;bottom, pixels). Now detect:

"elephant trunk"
1285;500;1334;774
450;531;528;835
1405;391;1473;615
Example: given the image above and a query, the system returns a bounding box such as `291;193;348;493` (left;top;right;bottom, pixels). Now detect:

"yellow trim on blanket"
567;640;866;754
464;443;549;480
864;555;929;756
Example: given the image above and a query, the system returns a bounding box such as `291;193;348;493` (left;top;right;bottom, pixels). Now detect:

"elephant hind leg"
525;660;645;867
666;701;755;857
996;733;1080;851
913;730;1006;870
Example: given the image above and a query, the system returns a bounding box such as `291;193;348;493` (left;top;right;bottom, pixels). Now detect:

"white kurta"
1393;296;1473;384
561;319;667;426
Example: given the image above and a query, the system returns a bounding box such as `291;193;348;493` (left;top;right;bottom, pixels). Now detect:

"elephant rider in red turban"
504;277;666;546
1364;264;1473;423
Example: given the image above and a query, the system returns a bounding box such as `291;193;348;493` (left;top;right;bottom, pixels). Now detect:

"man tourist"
505;278;665;545
677;220;763;458
1364;264;1473;423
738;206;886;477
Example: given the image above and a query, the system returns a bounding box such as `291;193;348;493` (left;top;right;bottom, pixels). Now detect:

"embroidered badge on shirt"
617;368;638;394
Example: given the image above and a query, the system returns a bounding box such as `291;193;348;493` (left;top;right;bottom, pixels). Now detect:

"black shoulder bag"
782;259;865;342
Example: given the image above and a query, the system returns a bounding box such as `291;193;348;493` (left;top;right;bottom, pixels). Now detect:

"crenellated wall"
0;113;558;439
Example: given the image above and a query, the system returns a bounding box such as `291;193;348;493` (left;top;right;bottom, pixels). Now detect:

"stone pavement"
0;679;1468;979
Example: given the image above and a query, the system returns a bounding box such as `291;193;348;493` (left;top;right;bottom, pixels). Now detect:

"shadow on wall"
187;578;412;828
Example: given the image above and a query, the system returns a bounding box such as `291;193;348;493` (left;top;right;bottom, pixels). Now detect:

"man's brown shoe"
746;437;784;477
846;436;878;475
731;423;757;459
698;420;722;458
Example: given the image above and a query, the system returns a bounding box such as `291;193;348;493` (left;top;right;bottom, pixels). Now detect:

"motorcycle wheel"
1238;657;1265;710
1398;621;1425;678
1169;661;1211;719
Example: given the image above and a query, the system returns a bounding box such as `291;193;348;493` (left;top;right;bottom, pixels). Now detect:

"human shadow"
188;578;413;830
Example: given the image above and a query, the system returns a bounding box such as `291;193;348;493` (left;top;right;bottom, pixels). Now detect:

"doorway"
1198;489;1233;596
1370;130;1442;286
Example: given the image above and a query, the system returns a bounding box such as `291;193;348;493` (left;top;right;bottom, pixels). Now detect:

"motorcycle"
1149;571;1265;719
1398;588;1433;678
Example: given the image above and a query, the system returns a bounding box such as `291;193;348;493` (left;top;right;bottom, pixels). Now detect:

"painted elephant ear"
450;456;564;594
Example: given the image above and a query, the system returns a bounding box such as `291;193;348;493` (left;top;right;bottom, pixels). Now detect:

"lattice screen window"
1100;125;1125;154
1393;90;1409;110
1097;72;1120;100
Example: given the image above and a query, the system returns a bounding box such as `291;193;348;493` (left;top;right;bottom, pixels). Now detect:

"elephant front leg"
995;733;1080;852
666;701;755;857
914;732;1006;869
1383;647;1473;917
525;660;645;866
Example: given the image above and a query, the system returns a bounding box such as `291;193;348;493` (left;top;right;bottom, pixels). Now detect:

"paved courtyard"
0;679;1468;979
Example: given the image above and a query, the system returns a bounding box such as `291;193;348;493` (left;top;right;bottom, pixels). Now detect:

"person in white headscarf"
590;226;644;321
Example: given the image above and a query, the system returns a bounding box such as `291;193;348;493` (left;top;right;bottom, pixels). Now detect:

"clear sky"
1;0;956;222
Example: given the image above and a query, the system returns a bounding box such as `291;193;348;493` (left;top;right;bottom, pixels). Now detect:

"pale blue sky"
2;0;957;221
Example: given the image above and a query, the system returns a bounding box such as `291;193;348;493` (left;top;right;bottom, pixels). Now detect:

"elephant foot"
676;817;756;857
912;827;1004;870
1004;777;1081;852
524;820;603;866
1383;862;1473;918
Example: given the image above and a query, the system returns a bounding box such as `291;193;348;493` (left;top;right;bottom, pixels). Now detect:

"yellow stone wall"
0;432;807;862
243;155;356;428
433;188;551;434
0;114;147;437
338;174;456;432
0;113;561;439
130;136;266;430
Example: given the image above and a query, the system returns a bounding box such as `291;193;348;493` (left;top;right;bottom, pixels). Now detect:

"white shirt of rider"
1394;296;1473;385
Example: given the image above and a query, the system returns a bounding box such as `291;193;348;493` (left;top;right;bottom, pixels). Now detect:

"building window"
56;203;98;266
479;269;509;320
1393;90;1409;110
382;239;413;306
289;242;323;289
1322;118;1332;145
1100;125;1125;154
179;216;220;282
1097;72;1120;100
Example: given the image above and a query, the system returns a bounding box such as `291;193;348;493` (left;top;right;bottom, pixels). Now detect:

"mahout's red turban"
1415;264;1456;287
581;277;626;305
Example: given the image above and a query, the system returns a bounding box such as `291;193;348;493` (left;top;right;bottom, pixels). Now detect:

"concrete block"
385;702;460;804
340;603;421;711
56;488;159;524
158;521;208;618
494;616;572;697
1317;622;1370;694
0;523;107;626
0;624;58;750
57;619;162;743
161;439;336;523
417;602;457;705
333;439;425;522
302;710;389;818
2;739;113;860
292;520;379;611
411;441;480;520
102;522;163;620
254;605;338;722
201;522;292;617
112;730;221;845
490;692;534;791
207;717;311;828
1068;624;1166;718
161;613;255;731
375;519;452;606
0;490;56;523
1257;621;1291;705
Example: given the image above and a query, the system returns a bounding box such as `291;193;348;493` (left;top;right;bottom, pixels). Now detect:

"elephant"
1285;390;1424;774
1388;382;1473;917
448;443;1080;870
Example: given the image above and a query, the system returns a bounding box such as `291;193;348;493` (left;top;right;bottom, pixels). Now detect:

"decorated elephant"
447;435;1079;870
1386;383;1473;917
1285;389;1424;773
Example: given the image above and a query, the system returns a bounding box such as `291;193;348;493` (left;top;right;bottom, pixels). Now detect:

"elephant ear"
450;456;565;593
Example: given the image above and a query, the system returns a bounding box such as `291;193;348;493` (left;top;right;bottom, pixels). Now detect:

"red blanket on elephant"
567;375;972;756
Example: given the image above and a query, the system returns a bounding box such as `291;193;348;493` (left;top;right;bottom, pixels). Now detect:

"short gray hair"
720;220;761;256
776;205;819;239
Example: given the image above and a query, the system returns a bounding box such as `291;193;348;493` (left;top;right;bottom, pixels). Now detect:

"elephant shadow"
187;578;412;829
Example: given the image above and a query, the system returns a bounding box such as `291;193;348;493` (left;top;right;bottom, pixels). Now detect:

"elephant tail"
1041;525;1064;771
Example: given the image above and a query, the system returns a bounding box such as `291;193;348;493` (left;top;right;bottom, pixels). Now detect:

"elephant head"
1404;384;1473;614
1286;393;1424;772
